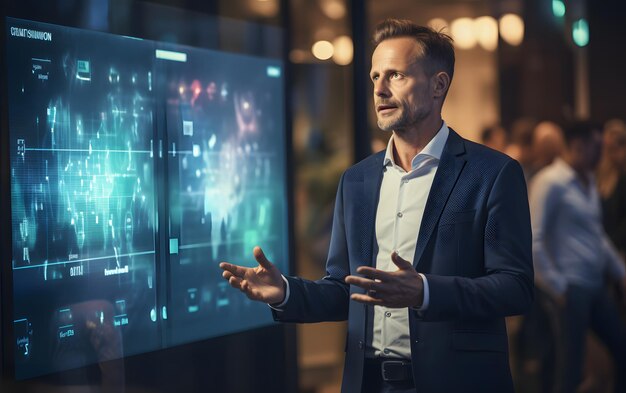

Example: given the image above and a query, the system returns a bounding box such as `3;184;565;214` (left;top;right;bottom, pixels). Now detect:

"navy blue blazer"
273;129;534;393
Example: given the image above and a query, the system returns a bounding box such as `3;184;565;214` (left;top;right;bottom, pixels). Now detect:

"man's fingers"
355;266;391;280
219;262;248;278
345;275;382;291
228;277;258;300
228;275;244;290
351;293;384;305
253;246;274;269
391;251;413;270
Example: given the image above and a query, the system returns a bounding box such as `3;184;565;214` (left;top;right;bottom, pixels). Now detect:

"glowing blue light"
572;18;589;47
155;49;187;62
267;66;281;78
552;0;566;18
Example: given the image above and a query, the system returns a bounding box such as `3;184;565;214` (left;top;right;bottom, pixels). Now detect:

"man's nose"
374;80;390;98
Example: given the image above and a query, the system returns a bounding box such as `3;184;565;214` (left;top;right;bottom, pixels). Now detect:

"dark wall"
500;0;626;126
499;0;574;127
588;0;626;122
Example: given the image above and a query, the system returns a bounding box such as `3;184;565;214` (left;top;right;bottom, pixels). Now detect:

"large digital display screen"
5;17;288;379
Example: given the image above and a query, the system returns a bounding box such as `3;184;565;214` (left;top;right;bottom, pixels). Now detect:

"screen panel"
158;44;288;346
4;17;288;379
7;20;160;380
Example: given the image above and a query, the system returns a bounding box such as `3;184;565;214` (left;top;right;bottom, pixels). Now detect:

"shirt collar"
383;121;450;169
552;157;576;181
552;157;595;185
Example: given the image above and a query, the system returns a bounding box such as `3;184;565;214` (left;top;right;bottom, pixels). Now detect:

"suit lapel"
361;153;385;268
413;129;467;267
360;154;384;345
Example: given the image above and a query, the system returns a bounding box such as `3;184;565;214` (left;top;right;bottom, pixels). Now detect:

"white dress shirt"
369;122;448;359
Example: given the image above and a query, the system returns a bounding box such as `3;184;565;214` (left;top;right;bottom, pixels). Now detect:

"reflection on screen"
6;17;288;379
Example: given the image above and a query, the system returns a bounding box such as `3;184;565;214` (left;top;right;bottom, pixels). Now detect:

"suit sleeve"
416;159;534;321
272;173;351;323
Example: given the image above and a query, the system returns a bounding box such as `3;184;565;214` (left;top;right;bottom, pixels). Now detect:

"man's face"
605;130;626;167
571;130;602;170
370;37;435;132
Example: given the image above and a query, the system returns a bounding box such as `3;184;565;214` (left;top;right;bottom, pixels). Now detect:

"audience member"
507;117;538;181
529;121;626;393
480;124;508;153
597;119;626;257
533;121;565;172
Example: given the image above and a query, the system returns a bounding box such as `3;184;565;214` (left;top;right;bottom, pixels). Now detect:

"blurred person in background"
533;121;565;173
597;119;626;258
480;124;508;153
512;120;564;393
507;117;538;182
529;121;626;393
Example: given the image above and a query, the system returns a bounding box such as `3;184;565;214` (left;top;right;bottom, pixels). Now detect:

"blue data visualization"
5;17;289;379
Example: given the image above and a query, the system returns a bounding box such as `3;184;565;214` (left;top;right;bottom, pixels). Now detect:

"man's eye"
372;75;379;81
391;73;401;79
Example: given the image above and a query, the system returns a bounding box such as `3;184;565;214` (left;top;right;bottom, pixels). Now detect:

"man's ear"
432;71;450;99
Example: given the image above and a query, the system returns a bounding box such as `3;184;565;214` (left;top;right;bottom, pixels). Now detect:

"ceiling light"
312;40;334;60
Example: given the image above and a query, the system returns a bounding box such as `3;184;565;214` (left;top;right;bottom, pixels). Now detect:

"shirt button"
358;341;364;349
383;348;390;355
385;311;391;317
397;212;403;218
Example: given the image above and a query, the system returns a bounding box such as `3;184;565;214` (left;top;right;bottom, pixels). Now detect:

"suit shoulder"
452;135;526;188
462;138;515;169
342;151;384;180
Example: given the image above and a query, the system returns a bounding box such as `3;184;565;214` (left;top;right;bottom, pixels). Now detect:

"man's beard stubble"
376;103;428;133
377;110;405;132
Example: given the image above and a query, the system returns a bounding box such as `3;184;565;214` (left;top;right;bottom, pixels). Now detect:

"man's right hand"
219;246;285;305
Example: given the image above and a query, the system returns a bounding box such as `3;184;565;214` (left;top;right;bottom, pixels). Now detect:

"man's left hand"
345;252;424;308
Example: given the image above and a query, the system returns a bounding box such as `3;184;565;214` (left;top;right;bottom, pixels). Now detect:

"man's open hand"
345;252;424;308
219;246;285;305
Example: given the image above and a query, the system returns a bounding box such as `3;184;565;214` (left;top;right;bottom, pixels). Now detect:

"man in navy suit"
220;19;533;393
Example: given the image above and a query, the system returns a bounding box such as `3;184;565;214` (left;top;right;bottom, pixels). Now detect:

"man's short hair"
372;18;455;82
562;120;602;145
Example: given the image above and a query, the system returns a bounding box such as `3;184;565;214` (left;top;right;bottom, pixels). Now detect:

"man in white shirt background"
530;121;626;393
